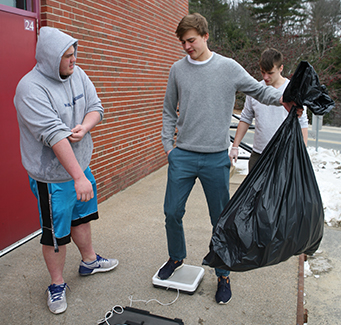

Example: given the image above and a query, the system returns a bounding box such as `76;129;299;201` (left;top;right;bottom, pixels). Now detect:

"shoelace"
48;283;70;302
98;256;108;262
218;277;230;288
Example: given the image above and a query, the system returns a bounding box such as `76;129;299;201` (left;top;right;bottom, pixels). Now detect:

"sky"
232;145;341;227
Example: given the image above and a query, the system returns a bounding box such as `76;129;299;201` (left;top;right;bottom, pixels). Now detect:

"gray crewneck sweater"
161;53;282;153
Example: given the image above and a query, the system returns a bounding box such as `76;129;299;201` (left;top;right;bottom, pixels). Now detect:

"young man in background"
229;48;308;171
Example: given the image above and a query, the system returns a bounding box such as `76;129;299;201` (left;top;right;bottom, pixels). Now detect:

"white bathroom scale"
152;264;205;295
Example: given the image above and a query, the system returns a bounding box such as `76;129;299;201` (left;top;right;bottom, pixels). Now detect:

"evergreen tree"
189;0;230;43
189;0;251;50
248;0;308;34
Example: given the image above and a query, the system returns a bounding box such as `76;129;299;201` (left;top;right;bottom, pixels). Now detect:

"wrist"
73;170;87;183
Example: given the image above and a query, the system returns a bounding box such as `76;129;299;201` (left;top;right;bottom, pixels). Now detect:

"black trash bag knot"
283;60;334;115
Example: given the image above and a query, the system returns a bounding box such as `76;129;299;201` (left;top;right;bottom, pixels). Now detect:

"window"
0;0;33;11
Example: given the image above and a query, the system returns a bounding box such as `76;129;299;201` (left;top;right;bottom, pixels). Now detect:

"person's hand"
280;97;303;117
68;124;87;143
296;107;303;117
229;147;239;166
166;149;173;157
74;175;94;202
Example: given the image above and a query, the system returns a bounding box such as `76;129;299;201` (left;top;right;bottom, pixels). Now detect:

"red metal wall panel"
0;9;39;251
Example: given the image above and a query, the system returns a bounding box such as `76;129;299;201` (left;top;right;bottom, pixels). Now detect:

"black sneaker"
157;258;184;280
215;276;232;304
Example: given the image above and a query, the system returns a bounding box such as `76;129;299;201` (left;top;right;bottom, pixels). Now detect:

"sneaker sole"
79;260;119;276
157;262;184;280
217;296;232;305
48;304;67;314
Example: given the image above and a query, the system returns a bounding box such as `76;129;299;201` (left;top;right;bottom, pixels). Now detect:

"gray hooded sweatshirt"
14;27;103;183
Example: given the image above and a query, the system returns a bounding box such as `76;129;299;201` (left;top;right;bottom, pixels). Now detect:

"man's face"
260;64;283;86
180;28;209;61
59;45;76;78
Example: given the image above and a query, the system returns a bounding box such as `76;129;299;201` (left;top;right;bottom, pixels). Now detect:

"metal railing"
230;114;253;159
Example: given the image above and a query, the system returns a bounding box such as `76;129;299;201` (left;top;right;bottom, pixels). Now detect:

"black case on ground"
98;306;184;325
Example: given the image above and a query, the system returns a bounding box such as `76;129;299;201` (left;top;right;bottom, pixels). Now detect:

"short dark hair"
259;48;283;72
175;13;209;40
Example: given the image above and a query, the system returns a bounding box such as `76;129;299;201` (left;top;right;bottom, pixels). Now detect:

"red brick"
41;0;188;201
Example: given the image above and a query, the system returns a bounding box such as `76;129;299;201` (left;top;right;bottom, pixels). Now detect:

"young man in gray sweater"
158;13;300;304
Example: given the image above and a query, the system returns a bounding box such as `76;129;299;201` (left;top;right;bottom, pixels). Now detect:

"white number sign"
24;19;35;32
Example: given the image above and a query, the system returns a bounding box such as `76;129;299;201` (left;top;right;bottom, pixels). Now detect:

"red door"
0;8;39;252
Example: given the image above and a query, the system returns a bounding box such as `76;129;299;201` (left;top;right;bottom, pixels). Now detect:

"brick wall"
40;0;188;203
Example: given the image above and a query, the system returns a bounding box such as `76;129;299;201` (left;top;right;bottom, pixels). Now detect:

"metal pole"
315;118;319;152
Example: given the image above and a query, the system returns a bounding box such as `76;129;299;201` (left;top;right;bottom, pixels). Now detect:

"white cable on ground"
128;287;180;307
97;288;180;324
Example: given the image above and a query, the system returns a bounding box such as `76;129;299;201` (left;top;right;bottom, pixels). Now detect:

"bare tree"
308;0;341;57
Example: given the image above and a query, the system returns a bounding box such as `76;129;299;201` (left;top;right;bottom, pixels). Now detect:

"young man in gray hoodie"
14;27;118;314
158;13;301;304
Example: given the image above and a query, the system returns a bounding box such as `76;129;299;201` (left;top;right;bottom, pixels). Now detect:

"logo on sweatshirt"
64;93;84;107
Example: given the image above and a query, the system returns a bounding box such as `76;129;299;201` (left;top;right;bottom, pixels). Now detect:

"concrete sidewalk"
0;166;299;325
304;226;341;325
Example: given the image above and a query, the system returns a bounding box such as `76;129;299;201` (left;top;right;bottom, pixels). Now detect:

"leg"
248;150;261;172
74;222;119;276
198;151;232;304
43;244;69;314
71;222;96;262
164;148;197;260
198;150;230;229
29;178;74;284
73;167;118;275
198;150;231;278
42;244;66;285
72;167;100;262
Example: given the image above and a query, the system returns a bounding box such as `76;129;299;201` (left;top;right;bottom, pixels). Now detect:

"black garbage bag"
283;60;334;115
203;107;325;271
203;61;334;272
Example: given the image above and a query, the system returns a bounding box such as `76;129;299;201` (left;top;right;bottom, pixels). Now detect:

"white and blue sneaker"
79;254;119;276
47;283;69;314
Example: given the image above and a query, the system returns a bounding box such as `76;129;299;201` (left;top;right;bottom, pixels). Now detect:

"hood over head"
35;27;78;82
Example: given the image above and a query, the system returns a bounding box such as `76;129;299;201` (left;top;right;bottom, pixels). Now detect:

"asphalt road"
308;125;341;151
230;118;341;152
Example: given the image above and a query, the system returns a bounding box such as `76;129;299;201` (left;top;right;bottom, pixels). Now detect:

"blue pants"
164;148;230;277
